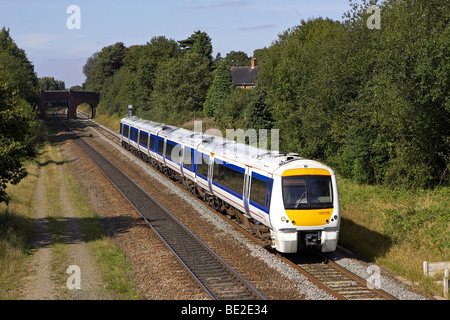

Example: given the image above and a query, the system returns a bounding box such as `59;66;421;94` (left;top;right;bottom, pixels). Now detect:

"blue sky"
1;0;352;87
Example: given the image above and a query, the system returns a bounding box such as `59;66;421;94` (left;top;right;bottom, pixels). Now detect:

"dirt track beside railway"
20;127;110;300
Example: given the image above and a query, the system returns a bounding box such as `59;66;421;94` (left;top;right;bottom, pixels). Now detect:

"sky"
0;0;352;88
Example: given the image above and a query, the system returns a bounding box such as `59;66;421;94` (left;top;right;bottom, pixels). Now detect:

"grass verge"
338;176;449;297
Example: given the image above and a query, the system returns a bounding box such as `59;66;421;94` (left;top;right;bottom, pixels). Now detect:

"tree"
179;31;213;66
85;42;127;93
0;28;38;204
82;51;98;89
0;28;39;108
203;64;233;117
147;53;212;124
258;18;347;159
256;0;449;188
39;77;65;90
339;0;450;187
222;51;251;67
244;86;273;132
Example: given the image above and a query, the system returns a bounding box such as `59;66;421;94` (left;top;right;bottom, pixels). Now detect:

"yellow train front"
269;160;340;253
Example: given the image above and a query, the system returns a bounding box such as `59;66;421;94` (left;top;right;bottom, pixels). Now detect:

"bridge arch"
39;90;99;119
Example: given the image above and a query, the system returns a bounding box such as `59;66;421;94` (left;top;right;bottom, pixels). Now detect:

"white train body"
120;116;340;253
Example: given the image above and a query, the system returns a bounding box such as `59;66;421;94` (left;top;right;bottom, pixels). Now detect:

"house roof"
230;66;259;86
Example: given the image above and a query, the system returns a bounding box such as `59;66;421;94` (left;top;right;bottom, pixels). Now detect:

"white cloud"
239;24;278;31
15;33;62;49
189;0;253;9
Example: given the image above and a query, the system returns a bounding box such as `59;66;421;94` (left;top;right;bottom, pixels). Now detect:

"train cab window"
282;175;333;209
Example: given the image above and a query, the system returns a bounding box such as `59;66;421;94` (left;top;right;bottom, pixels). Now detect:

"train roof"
121;116;309;173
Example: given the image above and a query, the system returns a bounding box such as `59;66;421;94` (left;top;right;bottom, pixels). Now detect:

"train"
119;116;340;253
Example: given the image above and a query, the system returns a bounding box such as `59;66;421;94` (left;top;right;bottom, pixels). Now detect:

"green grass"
63;161;139;299
338;175;449;297
0;159;39;299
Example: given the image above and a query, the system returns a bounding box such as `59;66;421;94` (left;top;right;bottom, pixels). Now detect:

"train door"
243;166;251;214
207;153;214;192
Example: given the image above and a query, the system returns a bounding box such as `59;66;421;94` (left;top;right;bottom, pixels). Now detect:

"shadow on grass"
338;216;392;261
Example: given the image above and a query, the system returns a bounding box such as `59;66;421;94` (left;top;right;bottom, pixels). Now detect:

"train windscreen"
282;175;333;209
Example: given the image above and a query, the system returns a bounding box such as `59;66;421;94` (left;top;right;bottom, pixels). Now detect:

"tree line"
0;30;69;204
1;0;447;206
257;0;449;189
83;0;448;189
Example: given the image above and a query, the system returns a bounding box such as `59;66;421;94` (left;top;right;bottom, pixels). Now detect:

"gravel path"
22;164;55;299
20;127;111;300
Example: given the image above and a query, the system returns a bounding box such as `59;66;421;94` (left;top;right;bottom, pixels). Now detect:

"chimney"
251;58;257;68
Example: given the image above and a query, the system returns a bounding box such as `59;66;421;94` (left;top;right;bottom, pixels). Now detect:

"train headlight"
281;216;286;222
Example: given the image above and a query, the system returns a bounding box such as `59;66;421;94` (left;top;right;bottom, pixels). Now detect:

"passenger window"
250;177;267;207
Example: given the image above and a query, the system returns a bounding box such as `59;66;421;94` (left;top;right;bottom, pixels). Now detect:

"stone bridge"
39;90;99;119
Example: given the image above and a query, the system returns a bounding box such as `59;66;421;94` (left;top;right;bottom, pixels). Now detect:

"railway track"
76;110;121;144
209;206;397;300
51;111;265;300
70;111;398;300
283;253;397;300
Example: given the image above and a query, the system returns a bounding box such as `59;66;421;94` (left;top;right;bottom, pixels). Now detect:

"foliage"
0;27;38;204
83;32;212;126
84;42;127;94
145;52;212;124
178;30;213;67
257;0;449;188
203;64;233;117
221;51;251;67
38;77;65;90
81;0;449;189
